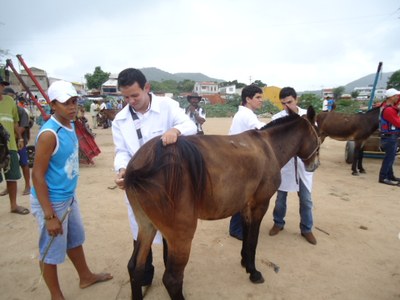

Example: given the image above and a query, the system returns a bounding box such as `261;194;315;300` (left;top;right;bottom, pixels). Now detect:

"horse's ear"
306;106;316;123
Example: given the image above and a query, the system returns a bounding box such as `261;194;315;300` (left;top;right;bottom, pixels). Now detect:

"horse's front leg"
241;218;264;284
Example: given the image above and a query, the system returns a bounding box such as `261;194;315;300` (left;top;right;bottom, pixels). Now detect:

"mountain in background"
139;67;394;94
343;71;393;92
301;71;394;95
140;67;224;83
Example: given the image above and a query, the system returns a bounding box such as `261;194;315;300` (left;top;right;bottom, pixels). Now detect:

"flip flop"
0;190;9;196
11;206;30;215
22;190;31;195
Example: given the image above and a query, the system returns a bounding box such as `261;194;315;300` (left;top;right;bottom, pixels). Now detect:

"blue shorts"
0;151;22;182
18;147;29;167
30;196;85;265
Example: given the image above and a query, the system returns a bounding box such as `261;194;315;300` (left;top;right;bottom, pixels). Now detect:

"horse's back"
183;133;281;219
317;109;379;141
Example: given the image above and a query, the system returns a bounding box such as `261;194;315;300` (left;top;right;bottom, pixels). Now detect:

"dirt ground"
0;117;399;300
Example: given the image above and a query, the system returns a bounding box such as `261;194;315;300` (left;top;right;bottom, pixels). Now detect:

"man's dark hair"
241;85;263;105
117;68;147;89
279;87;297;99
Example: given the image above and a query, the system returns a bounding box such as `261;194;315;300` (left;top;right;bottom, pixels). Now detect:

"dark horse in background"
0;123;10;172
97;109;120;128
316;105;381;175
124;107;320;300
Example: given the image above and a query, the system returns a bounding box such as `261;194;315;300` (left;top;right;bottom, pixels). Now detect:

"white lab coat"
112;94;197;243
229;105;266;135
272;108;313;192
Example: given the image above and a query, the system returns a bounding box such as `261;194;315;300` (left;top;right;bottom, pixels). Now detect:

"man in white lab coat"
268;87;317;245
112;68;197;286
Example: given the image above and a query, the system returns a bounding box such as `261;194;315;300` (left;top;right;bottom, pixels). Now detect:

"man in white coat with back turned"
268;87;317;245
111;68;197;287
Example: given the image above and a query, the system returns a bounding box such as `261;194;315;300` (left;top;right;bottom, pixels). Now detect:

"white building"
353;87;385;101
219;85;236;95
193;81;219;95
101;74;119;95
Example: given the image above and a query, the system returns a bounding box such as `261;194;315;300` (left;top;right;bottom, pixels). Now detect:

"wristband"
44;214;56;220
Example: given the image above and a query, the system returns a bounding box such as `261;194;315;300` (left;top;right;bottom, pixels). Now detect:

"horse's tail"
125;137;207;205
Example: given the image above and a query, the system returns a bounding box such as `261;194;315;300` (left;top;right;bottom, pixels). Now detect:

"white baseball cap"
385;88;400;98
47;80;78;103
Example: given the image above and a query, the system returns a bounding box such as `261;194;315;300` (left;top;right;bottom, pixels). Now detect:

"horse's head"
299;106;320;172
0;124;10;171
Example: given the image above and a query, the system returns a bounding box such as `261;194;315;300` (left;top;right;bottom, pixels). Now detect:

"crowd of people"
1;69;399;298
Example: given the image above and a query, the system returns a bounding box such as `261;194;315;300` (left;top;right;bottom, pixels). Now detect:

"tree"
332;86;345;100
177;79;195;93
299;93;322;112
251;80;267;88
351;90;359;99
84;66;110;90
220;80;246;88
387;70;400;90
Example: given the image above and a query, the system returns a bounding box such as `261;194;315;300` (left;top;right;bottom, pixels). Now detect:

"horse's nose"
306;160;320;172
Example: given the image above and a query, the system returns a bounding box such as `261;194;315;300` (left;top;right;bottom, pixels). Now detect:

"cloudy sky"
2;0;399;91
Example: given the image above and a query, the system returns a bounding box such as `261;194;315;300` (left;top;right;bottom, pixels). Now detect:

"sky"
1;0;399;91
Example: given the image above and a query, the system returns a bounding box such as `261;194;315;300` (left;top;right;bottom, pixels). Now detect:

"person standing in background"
378;88;400;186
228;85;266;240
0;76;28;215
89;100;99;129
185;93;206;135
0;87;31;196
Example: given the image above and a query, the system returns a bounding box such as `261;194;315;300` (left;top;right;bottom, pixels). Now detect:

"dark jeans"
229;212;243;239
379;135;398;181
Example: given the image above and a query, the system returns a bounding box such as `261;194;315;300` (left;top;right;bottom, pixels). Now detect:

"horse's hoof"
249;271;264;284
352;171;359;176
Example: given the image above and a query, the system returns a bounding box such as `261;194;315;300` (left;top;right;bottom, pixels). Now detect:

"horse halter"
300;122;321;162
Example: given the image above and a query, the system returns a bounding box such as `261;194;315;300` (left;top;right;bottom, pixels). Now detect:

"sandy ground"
0;117;399;300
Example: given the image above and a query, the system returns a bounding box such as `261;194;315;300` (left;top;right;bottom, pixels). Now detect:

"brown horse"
124;107;320;300
97;109;120;128
316;106;381;175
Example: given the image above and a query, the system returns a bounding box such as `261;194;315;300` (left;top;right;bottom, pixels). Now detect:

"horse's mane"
354;105;381;115
259;113;300;131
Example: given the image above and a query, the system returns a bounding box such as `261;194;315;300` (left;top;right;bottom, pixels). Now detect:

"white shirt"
99;102;107;110
272;108;314;192
112;94;197;242
229;105;266;135
322;99;328;111
89;102;99;116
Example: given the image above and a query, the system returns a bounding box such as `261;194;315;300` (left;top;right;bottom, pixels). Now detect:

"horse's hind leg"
128;240;154;287
358;146;366;173
162;237;193;300
129;230;156;300
351;143;361;176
